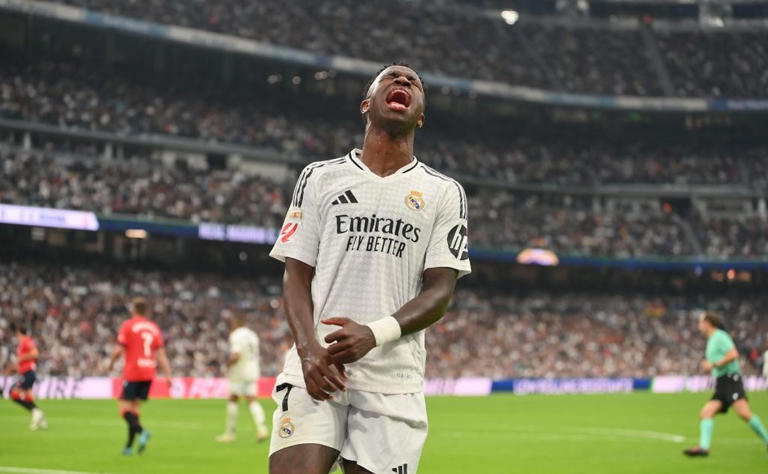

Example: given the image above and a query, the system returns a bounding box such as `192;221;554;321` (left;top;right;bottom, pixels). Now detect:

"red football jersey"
17;335;37;373
117;315;163;382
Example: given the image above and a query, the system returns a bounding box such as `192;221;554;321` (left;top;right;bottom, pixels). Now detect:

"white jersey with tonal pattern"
270;149;471;394
228;327;260;381
764;350;768;378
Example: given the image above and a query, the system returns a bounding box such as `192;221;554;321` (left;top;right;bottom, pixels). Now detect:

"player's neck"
360;127;415;177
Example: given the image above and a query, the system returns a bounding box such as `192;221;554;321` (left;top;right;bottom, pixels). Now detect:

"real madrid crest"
279;416;295;438
404;190;425;211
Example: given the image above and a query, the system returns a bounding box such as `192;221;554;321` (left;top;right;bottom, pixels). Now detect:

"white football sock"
226;401;238;434
249;400;266;428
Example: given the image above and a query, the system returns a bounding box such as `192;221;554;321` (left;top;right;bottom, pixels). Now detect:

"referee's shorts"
711;373;747;413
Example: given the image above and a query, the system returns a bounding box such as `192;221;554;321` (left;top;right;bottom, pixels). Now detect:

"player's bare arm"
283;257;346;401
108;345;124;371
324;267;457;364
156;347;173;384
226;352;240;367
701;347;739;371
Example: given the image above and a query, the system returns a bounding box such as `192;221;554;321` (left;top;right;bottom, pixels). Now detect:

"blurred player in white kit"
217;311;269;442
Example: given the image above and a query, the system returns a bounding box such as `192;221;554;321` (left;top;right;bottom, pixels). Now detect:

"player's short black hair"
362;62;425;124
363;62;425;101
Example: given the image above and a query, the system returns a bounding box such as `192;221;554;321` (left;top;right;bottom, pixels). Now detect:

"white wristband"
366;316;402;346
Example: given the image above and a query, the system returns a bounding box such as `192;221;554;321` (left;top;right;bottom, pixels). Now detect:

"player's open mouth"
385;88;411;111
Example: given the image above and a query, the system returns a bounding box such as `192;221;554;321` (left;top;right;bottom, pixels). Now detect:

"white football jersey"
270;149;471;393
228;327;260;381
764;350;768;378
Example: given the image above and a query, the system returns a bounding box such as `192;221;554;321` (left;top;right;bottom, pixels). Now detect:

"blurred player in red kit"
9;322;47;430
108;297;172;456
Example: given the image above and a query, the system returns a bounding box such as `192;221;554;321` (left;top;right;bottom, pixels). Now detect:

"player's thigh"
268;384;348;468
701;399;722;418
342;391;428;474
341;459;373;474
270;443;340;474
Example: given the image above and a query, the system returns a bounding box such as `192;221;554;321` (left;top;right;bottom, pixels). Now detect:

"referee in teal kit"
683;312;768;457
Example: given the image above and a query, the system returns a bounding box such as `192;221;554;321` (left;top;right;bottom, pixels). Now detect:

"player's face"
698;316;708;334
361;66;425;134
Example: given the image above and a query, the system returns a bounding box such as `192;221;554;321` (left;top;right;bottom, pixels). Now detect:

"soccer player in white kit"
268;63;471;474
217;312;269;443
763;347;768;380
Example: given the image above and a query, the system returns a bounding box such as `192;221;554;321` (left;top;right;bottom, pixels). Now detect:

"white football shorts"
229;379;257;397
269;383;428;473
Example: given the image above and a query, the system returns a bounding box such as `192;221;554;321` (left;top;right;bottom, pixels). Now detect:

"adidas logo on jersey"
331;190;358;205
391;465;408;474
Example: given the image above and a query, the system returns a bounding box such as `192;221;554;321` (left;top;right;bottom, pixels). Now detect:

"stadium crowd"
468;193;695;257
3;144;767;258
2;61;767;189
1;262;765;379
53;0;768;97
0;146;288;226
656;30;768;99
432;289;768;379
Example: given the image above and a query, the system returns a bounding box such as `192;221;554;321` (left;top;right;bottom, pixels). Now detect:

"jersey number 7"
141;333;154;357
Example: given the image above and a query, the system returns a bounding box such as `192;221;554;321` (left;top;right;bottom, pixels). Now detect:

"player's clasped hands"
323;317;377;365
299;343;347;401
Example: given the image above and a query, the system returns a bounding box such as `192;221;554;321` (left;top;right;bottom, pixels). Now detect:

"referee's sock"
747;415;768;445
699;418;714;450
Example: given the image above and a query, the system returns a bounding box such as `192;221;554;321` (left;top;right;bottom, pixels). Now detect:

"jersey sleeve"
424;181;471;279
19;338;34;353
230;332;245;354
153;326;164;349
269;164;323;267
764;352;768;377
117;321;129;346
718;332;735;353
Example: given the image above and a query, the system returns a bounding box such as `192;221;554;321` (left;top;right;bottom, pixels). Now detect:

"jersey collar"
347;148;419;179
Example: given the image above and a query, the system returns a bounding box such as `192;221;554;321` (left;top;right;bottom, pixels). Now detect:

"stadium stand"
2;144;766;257
50;0;768;97
2;61;767;188
1;261;765;379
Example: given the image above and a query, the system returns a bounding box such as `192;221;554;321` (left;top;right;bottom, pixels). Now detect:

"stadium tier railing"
3;203;768;269
3;0;768;112
0;117;300;165
1;117;759;200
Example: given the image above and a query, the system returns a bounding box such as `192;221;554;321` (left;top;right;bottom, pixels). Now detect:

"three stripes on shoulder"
331;190;358;205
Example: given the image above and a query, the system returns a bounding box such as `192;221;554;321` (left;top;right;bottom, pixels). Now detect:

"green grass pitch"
1;392;766;473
